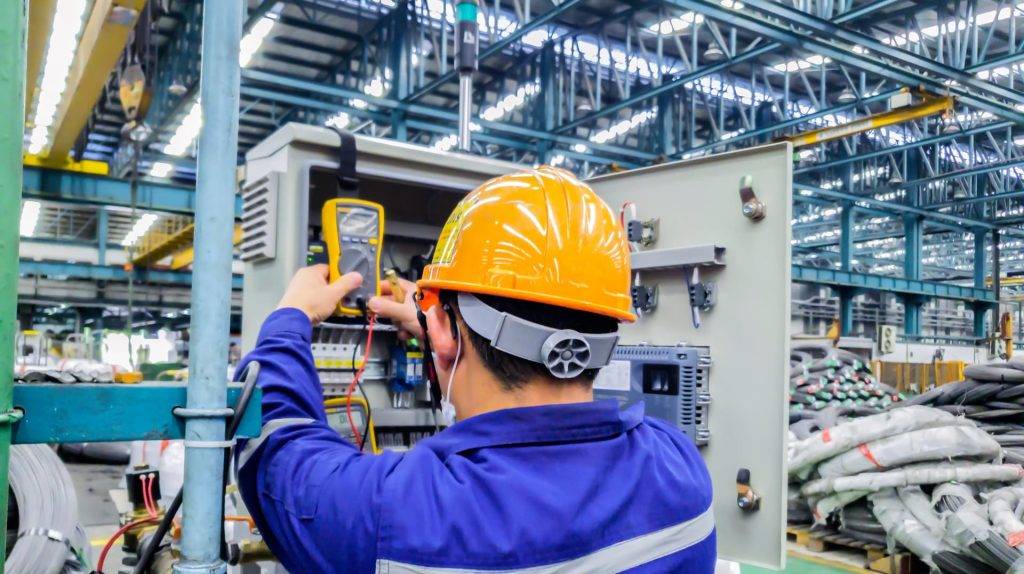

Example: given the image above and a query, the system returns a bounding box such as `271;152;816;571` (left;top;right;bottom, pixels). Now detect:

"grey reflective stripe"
236;417;316;468
375;506;714;574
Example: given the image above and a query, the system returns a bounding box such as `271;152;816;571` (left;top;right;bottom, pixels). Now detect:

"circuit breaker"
594;345;711;446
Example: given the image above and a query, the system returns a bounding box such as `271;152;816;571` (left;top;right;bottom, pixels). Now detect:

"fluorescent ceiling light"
432;134;459;152
240;4;283;68
325;111;351;129
20;201;41;237
149;162;174;178
590;108;658;144
121;213;160;247
25;0;91;155
163;100;202;157
480;82;539;122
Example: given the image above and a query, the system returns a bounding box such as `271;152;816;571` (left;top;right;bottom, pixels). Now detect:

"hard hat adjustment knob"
541;330;591;379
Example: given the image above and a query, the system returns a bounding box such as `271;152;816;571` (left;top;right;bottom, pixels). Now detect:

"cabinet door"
589;142;792;569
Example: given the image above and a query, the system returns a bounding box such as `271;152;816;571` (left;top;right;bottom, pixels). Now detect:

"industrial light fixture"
20;201;42;237
1013;135;1024;147
480;82;540;122
239;3;283;68
121;213;159;247
703;43;726;62
888;174;904;185
26;0;91;155
590;108;658;144
325;111;351;129
836;88;857;103
149;162;174;178
163;99;202;157
572;143;589;154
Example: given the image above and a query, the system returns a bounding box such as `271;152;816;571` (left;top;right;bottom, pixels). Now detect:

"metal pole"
0;1;26;567
176;1;242;572
455;0;478;151
458;75;472;150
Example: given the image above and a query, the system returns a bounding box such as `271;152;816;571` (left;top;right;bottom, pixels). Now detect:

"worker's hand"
368;276;423;340
277;265;363;325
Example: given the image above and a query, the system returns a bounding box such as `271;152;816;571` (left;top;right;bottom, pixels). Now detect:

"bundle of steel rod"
789;343;902;414
894;359;1024;465
788;405;1024;573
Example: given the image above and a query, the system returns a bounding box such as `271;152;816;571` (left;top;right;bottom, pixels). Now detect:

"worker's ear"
425;305;459;369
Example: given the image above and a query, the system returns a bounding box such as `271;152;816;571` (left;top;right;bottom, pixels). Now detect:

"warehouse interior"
5;0;1024;572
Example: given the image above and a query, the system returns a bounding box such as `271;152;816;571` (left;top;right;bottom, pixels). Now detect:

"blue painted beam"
18;260;243;289
11;383;260;444
22;167;242;216
555;1;898;134
794;122;1016;175
404;0;585;103
791;264;997;303
670;0;1024;124
240;69;657;160
794;184;1019;234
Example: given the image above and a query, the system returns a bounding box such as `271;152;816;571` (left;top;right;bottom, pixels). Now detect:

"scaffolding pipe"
0;0;25;567
176;1;242;572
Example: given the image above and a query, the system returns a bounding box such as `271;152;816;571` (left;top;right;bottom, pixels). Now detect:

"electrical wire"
347;314;377;450
97;517;160;572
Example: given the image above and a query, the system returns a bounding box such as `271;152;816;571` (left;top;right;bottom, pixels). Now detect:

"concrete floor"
67;460;128;571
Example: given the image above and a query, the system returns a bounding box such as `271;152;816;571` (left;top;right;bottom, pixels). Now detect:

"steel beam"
791;264;997;303
794;184;1020;235
557;0;897;134
896;156;1024;191
18;260;243;288
794;121;1016;175
737;0;1024;108
0;2;25;565
11;384;260;444
240;69;658;160
670;0;1024;124
22;166;243;215
404;0;584;103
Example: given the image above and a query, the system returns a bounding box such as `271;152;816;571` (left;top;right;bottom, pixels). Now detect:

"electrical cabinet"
241;124;518;450
589;142;793;569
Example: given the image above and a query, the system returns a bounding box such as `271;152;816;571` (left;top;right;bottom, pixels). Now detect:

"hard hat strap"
456;292;619;379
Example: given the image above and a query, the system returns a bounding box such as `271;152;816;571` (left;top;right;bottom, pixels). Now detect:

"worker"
235;167;715;573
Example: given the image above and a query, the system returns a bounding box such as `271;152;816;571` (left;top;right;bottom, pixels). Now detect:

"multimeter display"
323;199;385;315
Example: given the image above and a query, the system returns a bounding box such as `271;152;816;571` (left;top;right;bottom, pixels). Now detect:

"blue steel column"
838;200;854;335
974;228;988;337
176;1;242;573
389;3;409;141
96;207;108;265
903;214;922;336
535;43;557;163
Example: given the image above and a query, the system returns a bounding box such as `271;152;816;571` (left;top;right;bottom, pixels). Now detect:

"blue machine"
593;345;711;446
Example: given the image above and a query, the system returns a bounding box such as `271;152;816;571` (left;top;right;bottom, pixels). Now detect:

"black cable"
348;298;373;452
132;362;261;574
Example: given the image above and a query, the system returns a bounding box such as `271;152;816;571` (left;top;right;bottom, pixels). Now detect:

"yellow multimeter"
321;198;385;315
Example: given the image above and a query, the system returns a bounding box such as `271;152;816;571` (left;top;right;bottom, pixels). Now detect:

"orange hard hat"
418;166;635;322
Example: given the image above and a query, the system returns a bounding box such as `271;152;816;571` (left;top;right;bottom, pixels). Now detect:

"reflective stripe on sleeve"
236;417;317;469
375;505;714;574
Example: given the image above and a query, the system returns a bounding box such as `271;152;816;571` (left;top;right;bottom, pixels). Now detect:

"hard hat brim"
417;277;637;323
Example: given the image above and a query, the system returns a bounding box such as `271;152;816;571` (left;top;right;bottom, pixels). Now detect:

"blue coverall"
236;308;717;573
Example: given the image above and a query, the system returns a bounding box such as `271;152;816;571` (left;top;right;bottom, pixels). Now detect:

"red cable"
145;473;159;516
96;517;160;572
346;314;376;450
140;474;153;516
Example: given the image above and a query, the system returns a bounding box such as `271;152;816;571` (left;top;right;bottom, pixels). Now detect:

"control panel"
594;345;711;446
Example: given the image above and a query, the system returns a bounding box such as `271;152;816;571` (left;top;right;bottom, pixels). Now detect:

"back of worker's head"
417;166;633;391
441;291;618;389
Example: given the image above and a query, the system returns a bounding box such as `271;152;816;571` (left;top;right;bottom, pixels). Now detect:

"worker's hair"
440;291;618;391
